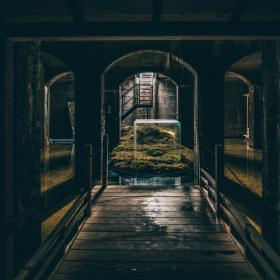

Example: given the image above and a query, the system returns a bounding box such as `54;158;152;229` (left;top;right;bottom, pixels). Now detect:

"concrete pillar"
261;41;280;251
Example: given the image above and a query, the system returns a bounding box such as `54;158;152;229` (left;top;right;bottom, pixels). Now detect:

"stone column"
1;37;16;280
261;41;280;251
178;84;194;149
13;42;42;272
198;67;225;177
248;85;263;149
74;44;104;183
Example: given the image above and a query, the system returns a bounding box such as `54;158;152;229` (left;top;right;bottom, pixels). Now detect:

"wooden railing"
14;144;94;280
200;144;280;279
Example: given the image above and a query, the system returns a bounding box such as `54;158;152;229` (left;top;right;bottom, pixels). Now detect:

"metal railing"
121;83;153;120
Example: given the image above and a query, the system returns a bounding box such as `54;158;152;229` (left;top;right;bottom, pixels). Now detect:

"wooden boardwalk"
52;184;258;280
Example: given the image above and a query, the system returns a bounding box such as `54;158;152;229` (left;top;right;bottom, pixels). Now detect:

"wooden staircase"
121;73;154;121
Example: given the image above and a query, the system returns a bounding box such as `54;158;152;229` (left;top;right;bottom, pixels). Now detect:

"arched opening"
223;51;263;231
40;69;76;241
225;71;254;140
119;72;179;132
101;50;198;185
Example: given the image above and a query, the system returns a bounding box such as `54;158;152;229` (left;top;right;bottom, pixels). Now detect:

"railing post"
101;134;108;189
84;144;92;216
215;144;224;217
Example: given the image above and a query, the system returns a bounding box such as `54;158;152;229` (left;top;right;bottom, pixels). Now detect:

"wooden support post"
84;144;92;216
101;134;108;189
215;144;224;217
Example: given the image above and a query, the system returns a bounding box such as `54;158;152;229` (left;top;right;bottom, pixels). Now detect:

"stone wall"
14;42;42;271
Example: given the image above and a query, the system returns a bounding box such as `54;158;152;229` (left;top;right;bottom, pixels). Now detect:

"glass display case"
134;119;181;161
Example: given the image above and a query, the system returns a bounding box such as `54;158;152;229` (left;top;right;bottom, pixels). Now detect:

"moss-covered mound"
110;125;194;175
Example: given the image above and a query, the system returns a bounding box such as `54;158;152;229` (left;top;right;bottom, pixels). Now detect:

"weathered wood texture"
52;184;257;279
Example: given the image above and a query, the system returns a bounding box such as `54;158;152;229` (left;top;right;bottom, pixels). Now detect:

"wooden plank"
90;210;214;218
76;231;233;242
85;217;220;225
6;22;280;41
53;275;256;280
65;250;245;263
56;262;254;278
98;192;202;197
81;223;226;233
95;197;205;203
52;184;258;279
93;186;201;192
71;239;237;251
93;202;207;207
91;205;210;211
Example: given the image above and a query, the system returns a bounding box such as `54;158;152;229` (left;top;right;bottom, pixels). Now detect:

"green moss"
110;126;194;174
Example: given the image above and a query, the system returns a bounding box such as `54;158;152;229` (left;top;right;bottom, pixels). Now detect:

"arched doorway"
101;49;199;184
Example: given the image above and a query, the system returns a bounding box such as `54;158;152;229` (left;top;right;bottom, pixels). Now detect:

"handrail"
220;193;280;279
201;168;216;188
14;192;88;280
200;144;280;279
121;83;138;99
14;144;94;280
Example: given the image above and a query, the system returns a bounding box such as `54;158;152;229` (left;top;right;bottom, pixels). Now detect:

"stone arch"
100;49;200;182
44;71;75;146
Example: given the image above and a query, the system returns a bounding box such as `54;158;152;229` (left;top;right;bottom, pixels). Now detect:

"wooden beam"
66;0;84;23
3;21;280;40
153;0;162;24
231;0;249;22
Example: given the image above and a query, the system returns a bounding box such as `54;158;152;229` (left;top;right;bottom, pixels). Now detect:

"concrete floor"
224;139;262;197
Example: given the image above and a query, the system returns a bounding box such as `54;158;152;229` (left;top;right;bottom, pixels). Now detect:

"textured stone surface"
14;42;42;269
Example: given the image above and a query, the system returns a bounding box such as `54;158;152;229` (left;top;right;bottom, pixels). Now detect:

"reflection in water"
41;144;75;192
120;176;181;186
224;138;262;197
108;168;193;187
40;143;75;241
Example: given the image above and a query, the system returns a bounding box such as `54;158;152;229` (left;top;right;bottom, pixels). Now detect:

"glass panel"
134;119;181;161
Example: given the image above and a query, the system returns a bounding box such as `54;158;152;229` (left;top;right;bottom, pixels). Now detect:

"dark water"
108;168;193;186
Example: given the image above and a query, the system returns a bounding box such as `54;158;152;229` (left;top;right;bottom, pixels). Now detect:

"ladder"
138;72;154;105
121;73;154;121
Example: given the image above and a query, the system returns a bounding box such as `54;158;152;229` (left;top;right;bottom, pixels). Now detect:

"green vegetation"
110;125;194;174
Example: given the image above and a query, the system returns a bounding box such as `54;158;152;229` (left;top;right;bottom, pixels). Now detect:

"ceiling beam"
3;21;280;40
231;0;249;22
153;0;162;23
66;0;84;23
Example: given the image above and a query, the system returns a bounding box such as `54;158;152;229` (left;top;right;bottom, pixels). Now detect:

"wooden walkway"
52;184;258;280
